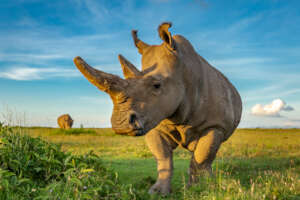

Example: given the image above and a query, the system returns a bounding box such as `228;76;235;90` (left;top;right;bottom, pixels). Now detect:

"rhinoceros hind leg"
145;129;178;195
188;129;224;186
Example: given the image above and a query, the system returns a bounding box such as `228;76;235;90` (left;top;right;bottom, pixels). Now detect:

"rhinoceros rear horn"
132;30;149;54
74;56;127;95
118;54;142;79
158;22;176;50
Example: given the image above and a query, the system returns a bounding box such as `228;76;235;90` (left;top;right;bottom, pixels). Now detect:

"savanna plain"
0;126;299;200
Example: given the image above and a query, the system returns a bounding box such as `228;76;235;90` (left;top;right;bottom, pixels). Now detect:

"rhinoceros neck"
184;53;242;134
166;54;206;125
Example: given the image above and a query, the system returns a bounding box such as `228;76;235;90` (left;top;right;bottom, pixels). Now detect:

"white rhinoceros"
57;114;73;130
74;22;242;195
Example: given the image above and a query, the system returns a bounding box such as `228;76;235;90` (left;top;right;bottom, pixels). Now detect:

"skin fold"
74;22;242;195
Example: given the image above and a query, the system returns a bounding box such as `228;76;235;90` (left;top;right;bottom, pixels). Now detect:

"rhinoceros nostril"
129;113;137;125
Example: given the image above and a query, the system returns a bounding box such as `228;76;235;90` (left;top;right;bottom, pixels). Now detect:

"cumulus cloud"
283;121;300;128
0;67;79;81
251;99;294;117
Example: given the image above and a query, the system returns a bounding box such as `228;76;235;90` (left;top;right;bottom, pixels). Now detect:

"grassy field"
2;127;300;199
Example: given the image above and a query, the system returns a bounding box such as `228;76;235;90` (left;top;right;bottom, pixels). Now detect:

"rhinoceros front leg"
145;129;178;195
188;129;224;186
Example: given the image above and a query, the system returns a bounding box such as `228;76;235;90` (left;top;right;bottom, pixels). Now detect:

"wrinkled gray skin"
74;22;242;195
57;114;73;130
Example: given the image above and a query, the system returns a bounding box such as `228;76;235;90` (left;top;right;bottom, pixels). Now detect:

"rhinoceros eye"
153;83;161;89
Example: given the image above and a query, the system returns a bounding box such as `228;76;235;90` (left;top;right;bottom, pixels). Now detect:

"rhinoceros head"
74;23;184;136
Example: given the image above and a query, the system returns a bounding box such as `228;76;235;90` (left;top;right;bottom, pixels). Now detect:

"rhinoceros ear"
74;56;127;95
158;22;176;50
118;54;142;79
132;30;149;55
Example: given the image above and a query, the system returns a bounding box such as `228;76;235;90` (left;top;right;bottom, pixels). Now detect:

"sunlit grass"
7;127;300;199
21;127;300;159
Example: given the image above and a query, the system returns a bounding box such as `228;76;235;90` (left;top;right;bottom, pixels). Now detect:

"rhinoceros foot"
148;179;171;196
187;158;213;187
188;170;213;187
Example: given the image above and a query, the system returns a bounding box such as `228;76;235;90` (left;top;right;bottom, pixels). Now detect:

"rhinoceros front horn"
74;56;127;95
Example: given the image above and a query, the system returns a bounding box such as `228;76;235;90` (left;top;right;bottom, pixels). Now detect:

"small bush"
0;127;148;199
55;128;97;135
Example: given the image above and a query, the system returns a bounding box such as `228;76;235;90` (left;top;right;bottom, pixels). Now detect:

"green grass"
1;126;300;199
54;128;97;135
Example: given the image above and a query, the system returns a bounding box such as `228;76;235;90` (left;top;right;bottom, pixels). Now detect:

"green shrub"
0;128;148;199
54;128;97;135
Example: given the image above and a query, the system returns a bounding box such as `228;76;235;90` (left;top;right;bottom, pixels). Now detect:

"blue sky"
0;0;300;128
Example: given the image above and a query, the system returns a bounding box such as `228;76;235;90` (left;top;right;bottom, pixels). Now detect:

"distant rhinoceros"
74;22;242;195
57;114;73;130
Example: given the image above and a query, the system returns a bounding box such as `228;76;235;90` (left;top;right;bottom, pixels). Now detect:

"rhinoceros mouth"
113;128;145;137
129;128;145;136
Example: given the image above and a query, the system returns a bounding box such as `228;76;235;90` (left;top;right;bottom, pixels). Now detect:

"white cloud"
151;0;170;2
226;14;263;35
242;83;300;103
210;57;272;67
283;120;300;128
0;53;67;64
251;99;294;117
17;16;39;27
83;0;109;22
79;96;111;105
0;67;79;81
